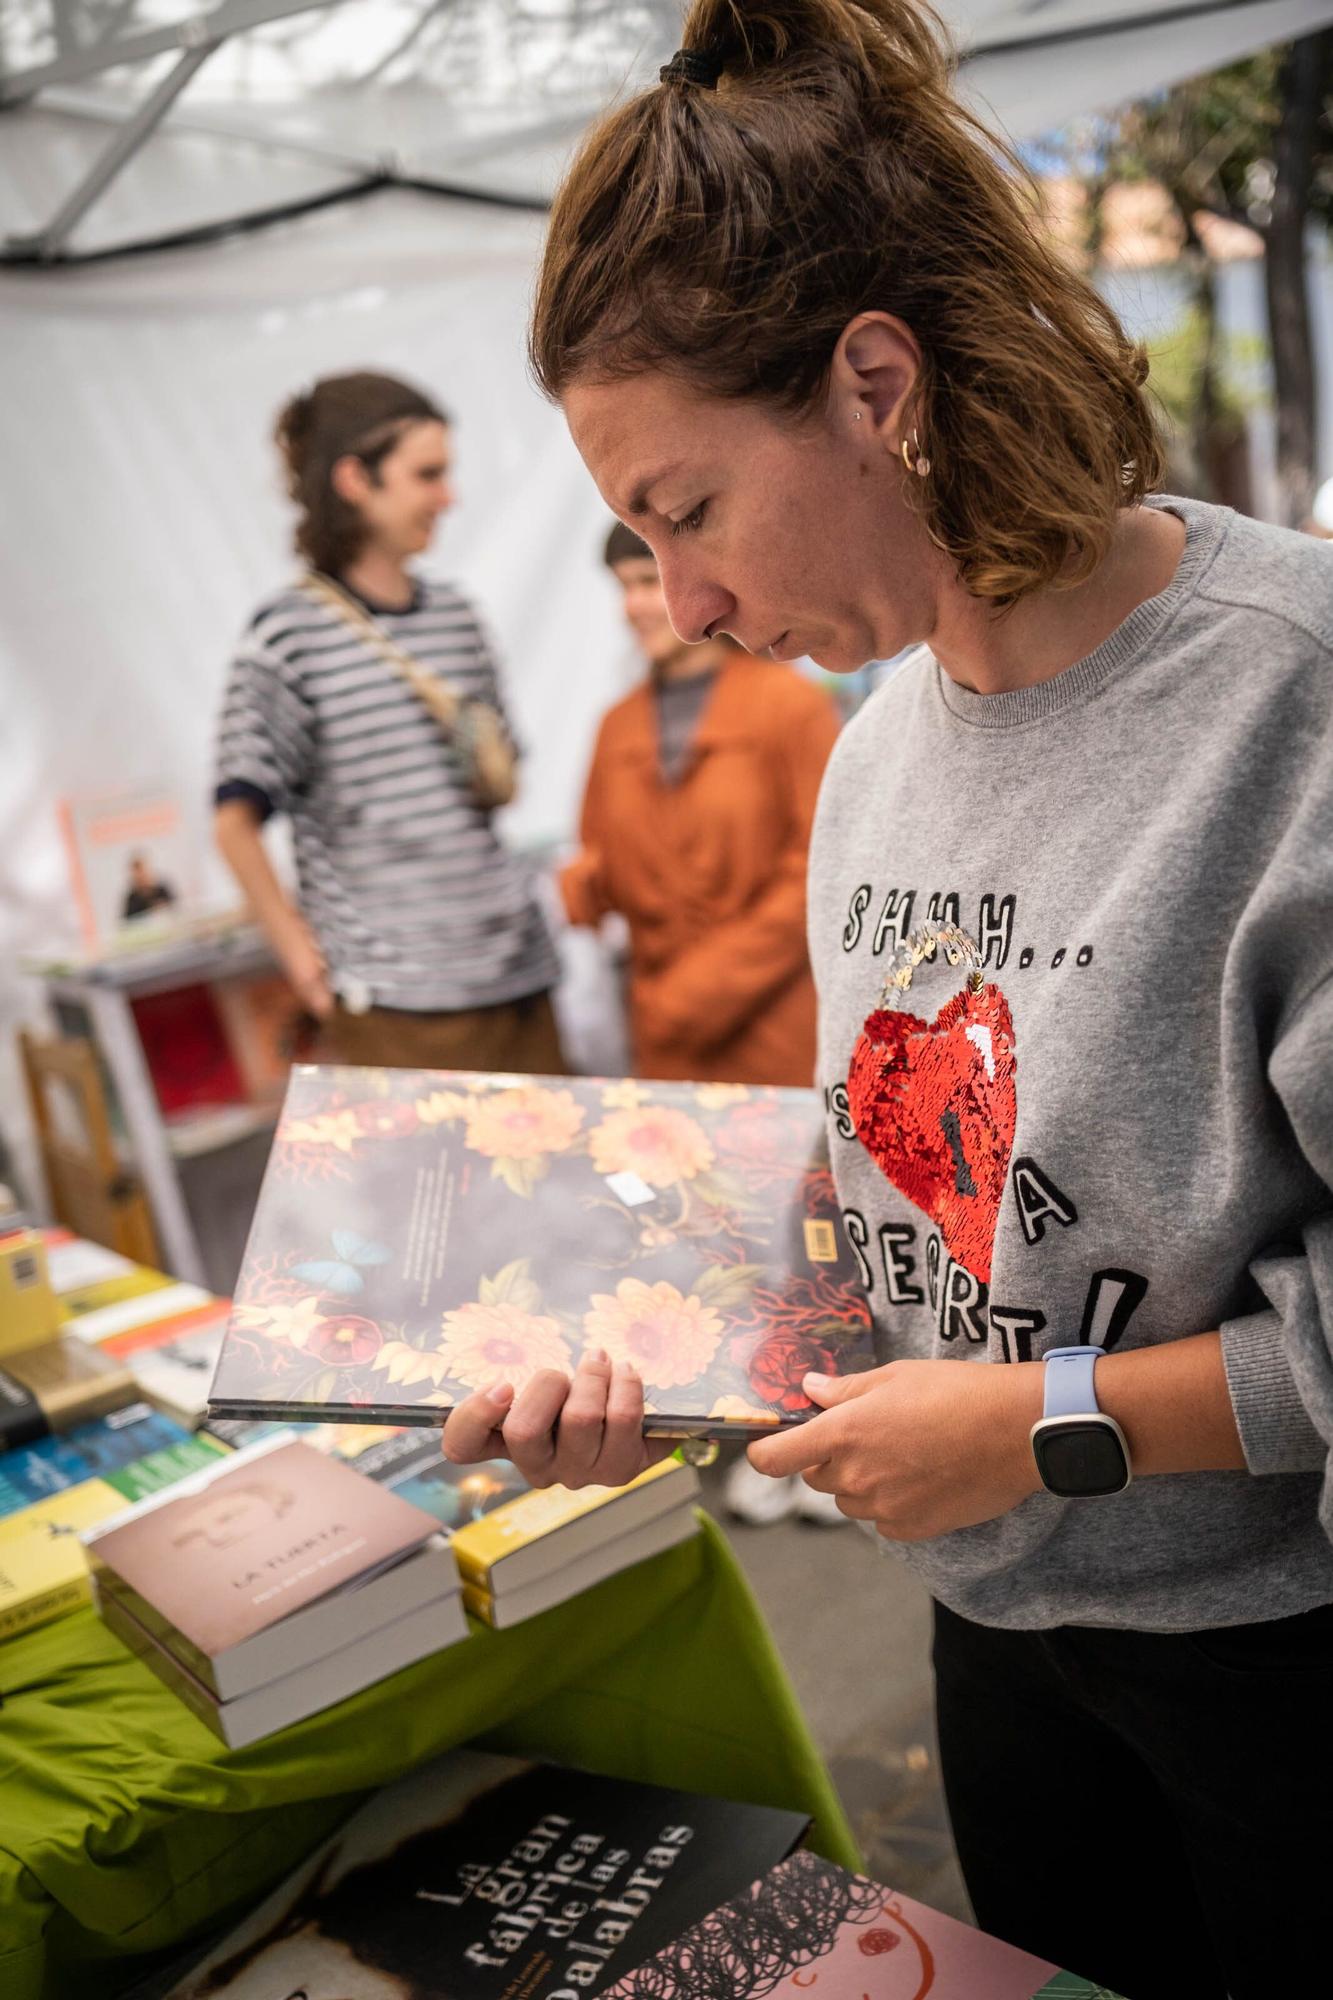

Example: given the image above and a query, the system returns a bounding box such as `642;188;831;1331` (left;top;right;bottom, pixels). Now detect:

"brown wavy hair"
274;370;447;577
531;0;1165;605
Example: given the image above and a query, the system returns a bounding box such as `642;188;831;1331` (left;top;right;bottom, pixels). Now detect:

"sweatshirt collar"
933;496;1226;729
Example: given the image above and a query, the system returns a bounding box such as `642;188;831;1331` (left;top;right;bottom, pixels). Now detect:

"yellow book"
47;1233;176;1323
0;1434;227;1643
0;1480;129;1640
450;1455;696;1596
0;1231;60;1357
460;1503;700;1628
55;1268;177;1326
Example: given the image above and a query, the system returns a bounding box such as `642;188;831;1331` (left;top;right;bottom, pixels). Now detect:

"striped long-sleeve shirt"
214;576;559;1012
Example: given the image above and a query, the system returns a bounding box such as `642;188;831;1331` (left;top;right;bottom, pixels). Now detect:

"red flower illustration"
746;1328;842;1412
858;1929;900;1955
306;1314;384;1366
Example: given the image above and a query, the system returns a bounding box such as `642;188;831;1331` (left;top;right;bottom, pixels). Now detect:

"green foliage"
1146;306;1267;435
1086;43;1331;235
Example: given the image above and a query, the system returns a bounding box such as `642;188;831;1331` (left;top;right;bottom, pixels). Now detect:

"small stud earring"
853;410;862;422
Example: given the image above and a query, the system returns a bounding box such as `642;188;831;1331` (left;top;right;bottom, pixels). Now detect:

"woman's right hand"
279;920;334;1020
441;1347;676;1489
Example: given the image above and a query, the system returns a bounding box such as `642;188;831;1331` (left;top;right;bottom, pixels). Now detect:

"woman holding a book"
442;3;1333;1994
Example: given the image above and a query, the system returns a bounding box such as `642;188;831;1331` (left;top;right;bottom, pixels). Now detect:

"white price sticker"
603;1170;658;1208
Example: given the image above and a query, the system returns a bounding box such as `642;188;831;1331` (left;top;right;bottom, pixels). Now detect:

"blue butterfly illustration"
292;1229;391;1298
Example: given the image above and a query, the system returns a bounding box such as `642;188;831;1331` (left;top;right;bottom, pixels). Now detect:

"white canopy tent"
1;0;1328;1209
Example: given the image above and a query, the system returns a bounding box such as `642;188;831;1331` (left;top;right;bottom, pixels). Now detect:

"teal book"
0;1402;192;1517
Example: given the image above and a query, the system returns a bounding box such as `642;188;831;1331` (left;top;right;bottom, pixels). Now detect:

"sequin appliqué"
847;982;1017;1284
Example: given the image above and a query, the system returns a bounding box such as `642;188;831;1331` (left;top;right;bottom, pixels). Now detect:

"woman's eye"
670;502;708;537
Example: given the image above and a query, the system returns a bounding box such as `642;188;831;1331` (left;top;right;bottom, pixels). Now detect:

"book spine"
460;1582;497;1626
0;1574;90;1642
0;1368;51;1451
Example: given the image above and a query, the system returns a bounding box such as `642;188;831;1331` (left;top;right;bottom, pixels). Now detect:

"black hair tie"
659;48;723;89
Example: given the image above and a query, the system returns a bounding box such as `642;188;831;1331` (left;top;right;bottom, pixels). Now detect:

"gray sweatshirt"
808;496;1333;1630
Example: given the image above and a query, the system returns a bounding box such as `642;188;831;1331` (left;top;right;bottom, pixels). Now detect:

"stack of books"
83;1435;467;1746
452;1456;700;1628
206;1422;700;1631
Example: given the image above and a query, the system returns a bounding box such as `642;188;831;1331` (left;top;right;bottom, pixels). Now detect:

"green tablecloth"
0;1514;858;1999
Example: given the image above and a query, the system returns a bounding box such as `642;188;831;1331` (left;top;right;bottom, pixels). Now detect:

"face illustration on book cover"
211;1071;880;1433
90;1442;436;1654
168;1753;809;2000
833;911;1149;1364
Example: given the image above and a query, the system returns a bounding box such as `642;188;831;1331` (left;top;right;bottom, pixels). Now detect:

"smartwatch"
1030;1345;1132;1498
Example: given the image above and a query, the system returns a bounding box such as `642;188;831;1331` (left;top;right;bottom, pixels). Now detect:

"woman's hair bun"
679;0;951;93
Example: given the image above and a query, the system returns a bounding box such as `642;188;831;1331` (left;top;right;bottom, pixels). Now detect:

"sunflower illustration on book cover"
209;1068;881;1437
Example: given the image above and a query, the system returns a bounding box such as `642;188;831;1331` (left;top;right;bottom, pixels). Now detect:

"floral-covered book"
208;1067;880;1438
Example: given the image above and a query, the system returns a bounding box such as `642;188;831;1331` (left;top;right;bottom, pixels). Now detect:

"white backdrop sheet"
0;189;636;1204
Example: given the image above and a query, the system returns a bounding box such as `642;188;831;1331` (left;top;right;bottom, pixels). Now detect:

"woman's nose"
658;561;734;647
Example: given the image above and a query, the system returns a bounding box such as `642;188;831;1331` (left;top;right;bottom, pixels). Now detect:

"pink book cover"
603;1850;1125;1999
208;1067;881;1439
84;1439;438;1657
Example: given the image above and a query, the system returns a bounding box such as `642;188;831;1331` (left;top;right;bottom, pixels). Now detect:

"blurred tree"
1091;36;1332;524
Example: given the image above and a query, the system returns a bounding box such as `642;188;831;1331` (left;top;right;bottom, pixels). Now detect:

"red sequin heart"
848;982;1017;1284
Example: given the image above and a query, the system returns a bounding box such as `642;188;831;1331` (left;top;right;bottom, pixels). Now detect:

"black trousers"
932;1595;1333;2000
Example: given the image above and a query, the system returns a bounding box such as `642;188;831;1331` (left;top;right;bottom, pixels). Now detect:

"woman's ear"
830;311;921;441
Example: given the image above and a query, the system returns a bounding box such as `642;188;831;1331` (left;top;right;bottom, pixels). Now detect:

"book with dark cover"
209;1066;880;1438
602;1849;1126;1999
165;1749;811;1998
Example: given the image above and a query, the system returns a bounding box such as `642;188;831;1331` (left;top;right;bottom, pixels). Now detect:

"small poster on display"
57;784;197;956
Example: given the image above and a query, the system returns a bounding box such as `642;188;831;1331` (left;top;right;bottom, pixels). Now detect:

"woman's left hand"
747;1358;1045;1541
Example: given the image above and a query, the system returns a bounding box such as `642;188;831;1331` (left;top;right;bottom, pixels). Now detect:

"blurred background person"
560;524;841;1086
213;371;564;1074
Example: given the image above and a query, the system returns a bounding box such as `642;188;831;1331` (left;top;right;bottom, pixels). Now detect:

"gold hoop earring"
901;427;931;478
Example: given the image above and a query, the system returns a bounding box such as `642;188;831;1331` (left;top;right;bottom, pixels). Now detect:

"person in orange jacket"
560;523;842;1086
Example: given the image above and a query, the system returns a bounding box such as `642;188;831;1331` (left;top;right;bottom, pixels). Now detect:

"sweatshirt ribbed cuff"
1220;1308;1327;1476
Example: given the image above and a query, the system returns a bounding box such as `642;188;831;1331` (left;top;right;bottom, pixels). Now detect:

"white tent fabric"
4;1;1330;256
2;0;1331;1216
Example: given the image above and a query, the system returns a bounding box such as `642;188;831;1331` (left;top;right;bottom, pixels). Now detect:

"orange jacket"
560;654;842;1086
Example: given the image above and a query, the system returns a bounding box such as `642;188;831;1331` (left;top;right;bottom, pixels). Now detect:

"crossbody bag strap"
300;570;463;733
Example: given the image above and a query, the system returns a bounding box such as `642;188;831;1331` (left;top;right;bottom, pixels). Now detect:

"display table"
29;925;282;1289
0;1513;858;2000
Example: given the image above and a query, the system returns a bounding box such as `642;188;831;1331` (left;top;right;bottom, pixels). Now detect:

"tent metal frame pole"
0;0;335;104
5;39;220;259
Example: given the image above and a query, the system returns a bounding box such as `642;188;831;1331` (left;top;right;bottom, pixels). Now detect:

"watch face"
1033;1419;1130;1497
